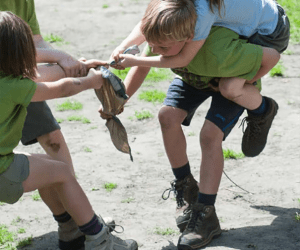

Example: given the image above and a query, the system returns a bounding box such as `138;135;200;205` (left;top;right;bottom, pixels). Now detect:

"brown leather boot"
177;203;222;249
241;96;279;157
163;173;199;232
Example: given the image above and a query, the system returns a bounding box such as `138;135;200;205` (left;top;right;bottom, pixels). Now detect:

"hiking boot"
162;173;199;232
241;97;279;157
177;203;222;250
85;225;138;250
58;216;116;250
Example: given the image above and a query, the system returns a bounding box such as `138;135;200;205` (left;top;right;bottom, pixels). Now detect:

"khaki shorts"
0;154;29;204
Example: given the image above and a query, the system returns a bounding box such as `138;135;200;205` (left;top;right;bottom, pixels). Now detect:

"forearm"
125;66;151;98
36;48;69;64
119;21;146;49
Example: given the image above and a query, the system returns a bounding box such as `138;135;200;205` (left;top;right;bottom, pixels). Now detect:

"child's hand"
110;46;126;65
86;68;104;89
57;53;84;77
116;54;138;68
83;59;109;71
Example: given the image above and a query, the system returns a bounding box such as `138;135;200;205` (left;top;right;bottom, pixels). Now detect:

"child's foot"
177;202;222;250
242;97;279;157
162;174;198;232
84;225;138;250
58;217;115;250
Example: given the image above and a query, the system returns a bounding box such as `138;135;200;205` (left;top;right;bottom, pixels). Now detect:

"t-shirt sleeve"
26;0;41;35
13;77;37;107
193;1;216;41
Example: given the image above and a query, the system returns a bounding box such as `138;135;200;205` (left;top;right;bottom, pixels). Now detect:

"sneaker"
58;216;116;250
162;173;199;232
177;203;222;250
241;97;279;157
85;225;138;250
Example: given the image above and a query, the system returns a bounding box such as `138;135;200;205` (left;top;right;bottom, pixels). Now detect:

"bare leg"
158;106;189;168
199;120;224;194
219;77;262;110
23;153;94;226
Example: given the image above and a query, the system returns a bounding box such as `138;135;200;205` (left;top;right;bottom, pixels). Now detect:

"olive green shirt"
0;0;41;35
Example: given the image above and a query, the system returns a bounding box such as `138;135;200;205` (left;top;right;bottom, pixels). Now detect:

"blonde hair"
141;0;197;43
208;0;224;15
0;11;36;79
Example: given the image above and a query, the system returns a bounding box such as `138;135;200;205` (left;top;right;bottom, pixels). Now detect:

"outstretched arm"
118;39;205;69
33;34;85;77
110;21;146;63
31;68;104;102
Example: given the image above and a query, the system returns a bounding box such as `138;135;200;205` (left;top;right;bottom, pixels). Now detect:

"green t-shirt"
145;26;263;90
0;73;37;174
0;0;41;35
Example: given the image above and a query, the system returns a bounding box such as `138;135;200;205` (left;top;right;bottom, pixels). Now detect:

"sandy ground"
1;0;300;249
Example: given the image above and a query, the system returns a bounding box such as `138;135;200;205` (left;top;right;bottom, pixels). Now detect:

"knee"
200;123;223;150
39;129;62;153
219;79;243;100
158;106;179;130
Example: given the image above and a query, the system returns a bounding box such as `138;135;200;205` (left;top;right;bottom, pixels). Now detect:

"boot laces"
187;207;205;231
240;116;261;139
162;179;186;208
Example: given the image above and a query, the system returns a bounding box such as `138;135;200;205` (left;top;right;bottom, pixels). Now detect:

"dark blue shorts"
163;78;245;140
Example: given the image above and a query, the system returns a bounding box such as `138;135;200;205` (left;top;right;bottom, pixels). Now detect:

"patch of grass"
91;187;100;191
89;126;98;130
102;4;109;8
133;110;154;120
31;190;41;201
16;236;32;248
84;147;92;153
277;0;300;44
0;202;5;206
67;115;91;124
104;183;117;192
223;149;245;160
0;224;15;246
121;197;135;203
56;99;83;111
56;118;64;123
112;67;173;82
152;227;178;236
295;212;300;222
138;90;166;103
11;217;22;226
17;228;26;234
43;33;64;43
188;131;196;136
283;50;293;55
269;60;285;77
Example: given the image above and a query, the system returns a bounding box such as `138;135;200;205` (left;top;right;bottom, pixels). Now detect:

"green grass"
104;183;118;192
102;4;109;8
223;149;245;160
56;100;83;111
152;227;179;236
269;60;285;77
67;115;91;124
84;147;92;153
56;118;64;123
17;228;26;234
295;212;300;222
121;197;135;203
0;224;15;245
138;90;166;103
131;110;154;120
31;190;41;201
112;67;173;82
278;0;300;44
43;33;64;43
16;236;32;248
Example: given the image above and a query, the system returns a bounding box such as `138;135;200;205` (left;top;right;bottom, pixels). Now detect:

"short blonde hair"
0;11;36;79
141;0;197;43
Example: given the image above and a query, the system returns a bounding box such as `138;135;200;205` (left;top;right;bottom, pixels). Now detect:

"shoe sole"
177;226;222;250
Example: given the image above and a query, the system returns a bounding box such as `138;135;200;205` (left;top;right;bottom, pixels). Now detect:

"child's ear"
187;34;194;42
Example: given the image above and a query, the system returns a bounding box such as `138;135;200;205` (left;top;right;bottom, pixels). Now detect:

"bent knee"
219;78;244;100
158;106;186;129
200;122;223;149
